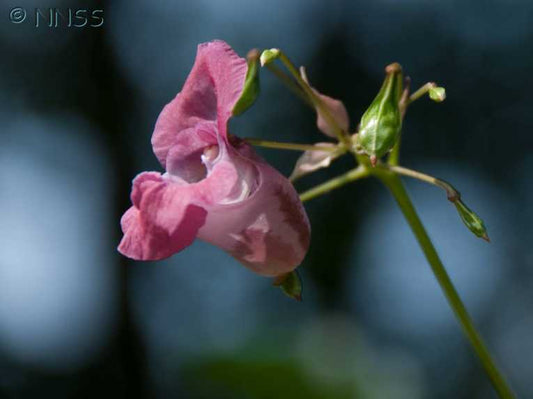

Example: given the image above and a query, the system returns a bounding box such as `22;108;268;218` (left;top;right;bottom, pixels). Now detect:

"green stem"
383;165;460;201
265;63;314;108
299;166;369;202
389;79;411;166
243;138;339;153
408;82;436;103
388;140;401;166
376;172;514;399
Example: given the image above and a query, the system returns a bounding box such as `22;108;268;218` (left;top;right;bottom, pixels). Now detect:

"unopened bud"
429;86;446;102
273;270;302;301
454;200;490;242
358;63;403;163
233;49;261;116
260;48;280;66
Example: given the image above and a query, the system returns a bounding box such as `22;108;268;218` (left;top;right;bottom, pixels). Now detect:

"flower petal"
120;41;311;276
289;143;344;181
301;67;350;138
165;121;218;183
315;92;350;137
164;124;259;206
197;146;310;277
118;172;207;260
152;40;248;168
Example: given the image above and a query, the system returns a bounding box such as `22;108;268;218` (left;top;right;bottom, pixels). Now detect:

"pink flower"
118;40;310;277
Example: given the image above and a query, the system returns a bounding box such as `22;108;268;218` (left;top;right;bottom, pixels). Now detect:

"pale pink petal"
197;144;310;277
301;67;350;137
152;41;248;168
118;172;207;260
315;92;350;137
289;143;344;181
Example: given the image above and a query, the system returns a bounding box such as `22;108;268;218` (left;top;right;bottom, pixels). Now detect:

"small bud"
429;86;446;102
300;66;350;138
260;48;280;66
454;200;490;241
358;62;403;162
272;271;302;301
233;49;261;116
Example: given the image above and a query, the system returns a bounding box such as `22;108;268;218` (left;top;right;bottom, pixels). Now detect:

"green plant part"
233;49;261;116
454;199;490;241
429;86;446;102
272;271;303;301
358;63;404;166
259;51;513;396
259;48;280;66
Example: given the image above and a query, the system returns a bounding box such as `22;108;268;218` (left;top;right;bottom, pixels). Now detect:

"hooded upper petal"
151;41;248;168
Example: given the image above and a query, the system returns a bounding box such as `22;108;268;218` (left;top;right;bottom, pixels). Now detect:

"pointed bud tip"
454;200;488;240
385;62;402;74
247;48;260;61
273;271;303;301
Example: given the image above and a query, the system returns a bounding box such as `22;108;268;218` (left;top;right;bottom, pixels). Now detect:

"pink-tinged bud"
118;40;310;277
289;143;344;181
300;67;350;138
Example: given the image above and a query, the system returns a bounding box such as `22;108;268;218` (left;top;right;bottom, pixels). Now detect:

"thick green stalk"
376;172;514;399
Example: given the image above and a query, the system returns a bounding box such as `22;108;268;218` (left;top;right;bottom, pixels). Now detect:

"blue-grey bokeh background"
0;1;531;398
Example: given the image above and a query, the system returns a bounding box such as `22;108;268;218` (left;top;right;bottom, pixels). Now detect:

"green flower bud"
358;63;403;165
233;49;261;116
272;271;302;301
454;200;490;242
429;86;446;102
259;48;280;66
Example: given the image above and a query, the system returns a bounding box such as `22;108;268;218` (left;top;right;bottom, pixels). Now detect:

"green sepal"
358;63;404;163
429;86;446;102
272;270;303;301
454;200;490;241
233;49;261;116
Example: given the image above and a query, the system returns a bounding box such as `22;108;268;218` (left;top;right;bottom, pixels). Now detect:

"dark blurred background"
0;0;532;398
